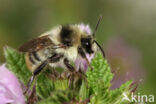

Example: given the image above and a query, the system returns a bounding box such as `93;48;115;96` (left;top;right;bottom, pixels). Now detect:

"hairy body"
23;24;97;72
19;17;105;94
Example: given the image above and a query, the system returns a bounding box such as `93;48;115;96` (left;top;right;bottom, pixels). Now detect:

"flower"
105;36;145;89
75;54;94;73
78;24;92;35
0;64;25;104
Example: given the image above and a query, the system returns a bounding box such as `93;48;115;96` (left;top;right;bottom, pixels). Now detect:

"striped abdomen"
25;51;44;72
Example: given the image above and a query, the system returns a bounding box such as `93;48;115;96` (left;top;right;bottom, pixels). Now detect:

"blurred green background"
0;0;156;97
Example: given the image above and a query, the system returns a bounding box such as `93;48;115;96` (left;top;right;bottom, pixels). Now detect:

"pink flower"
78;24;92;35
0;64;25;104
105;36;145;89
75;54;94;73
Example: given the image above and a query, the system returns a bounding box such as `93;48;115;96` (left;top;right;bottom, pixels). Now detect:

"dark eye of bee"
81;38;94;54
85;42;89;46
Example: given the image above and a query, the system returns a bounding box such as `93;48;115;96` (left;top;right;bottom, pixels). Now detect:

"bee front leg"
64;58;86;88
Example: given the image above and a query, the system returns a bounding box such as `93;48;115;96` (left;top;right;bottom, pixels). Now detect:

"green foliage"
4;47;133;104
4;46;31;84
87;53;113;95
78;80;89;101
36;74;54;99
87;53;132;104
38;90;75;104
54;80;68;90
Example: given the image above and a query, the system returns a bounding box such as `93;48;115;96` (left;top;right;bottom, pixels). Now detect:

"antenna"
93;40;105;58
93;15;103;37
92;15;105;58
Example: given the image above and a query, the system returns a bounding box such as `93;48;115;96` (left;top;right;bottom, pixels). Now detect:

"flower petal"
0;64;25;104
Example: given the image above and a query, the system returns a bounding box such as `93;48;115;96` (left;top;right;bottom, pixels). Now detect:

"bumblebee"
19;16;105;93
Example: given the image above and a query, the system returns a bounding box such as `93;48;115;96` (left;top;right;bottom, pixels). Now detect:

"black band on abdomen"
28;53;36;64
32;51;41;61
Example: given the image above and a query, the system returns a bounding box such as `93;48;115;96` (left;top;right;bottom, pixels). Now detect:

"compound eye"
85;42;89;46
81;38;91;48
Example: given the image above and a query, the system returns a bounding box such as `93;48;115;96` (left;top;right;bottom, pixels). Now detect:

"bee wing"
19;35;54;52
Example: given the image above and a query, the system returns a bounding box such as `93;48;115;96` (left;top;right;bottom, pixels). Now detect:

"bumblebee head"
81;36;94;54
80;15;105;58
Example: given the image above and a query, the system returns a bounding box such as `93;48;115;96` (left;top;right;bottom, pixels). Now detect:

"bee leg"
64;58;75;72
27;82;37;104
68;74;74;88
25;53;63;95
64;58;87;87
24;60;49;95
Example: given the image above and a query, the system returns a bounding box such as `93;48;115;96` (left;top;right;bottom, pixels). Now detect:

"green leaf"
87;53;132;104
38;90;74;104
4;46;31;84
36;74;55;99
54;80;68;90
78;80;89;101
87;53;113;95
